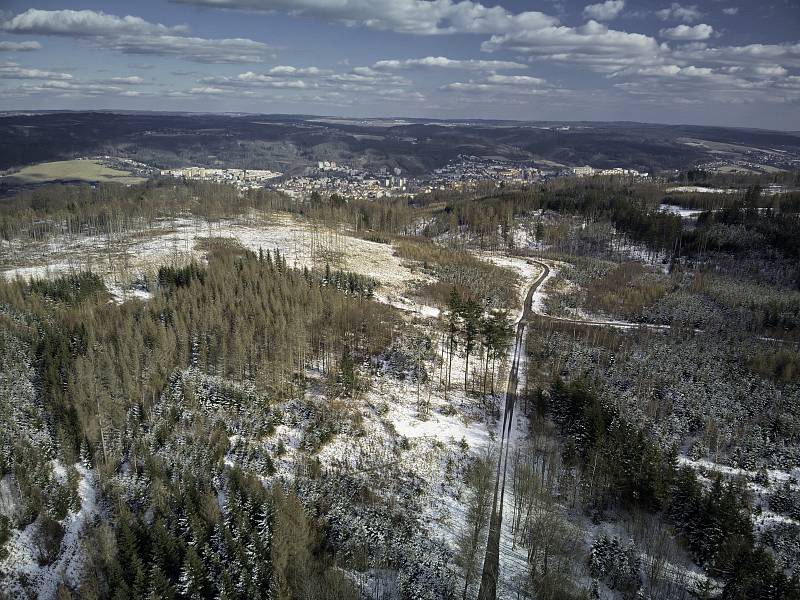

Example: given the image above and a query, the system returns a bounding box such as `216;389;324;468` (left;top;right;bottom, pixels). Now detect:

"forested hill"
2;111;799;174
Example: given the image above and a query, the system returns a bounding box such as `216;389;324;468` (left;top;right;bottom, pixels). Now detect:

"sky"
0;0;798;130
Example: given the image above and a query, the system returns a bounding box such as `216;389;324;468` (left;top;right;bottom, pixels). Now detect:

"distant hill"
1;111;798;175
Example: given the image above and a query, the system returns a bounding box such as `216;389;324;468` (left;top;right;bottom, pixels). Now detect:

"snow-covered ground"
220;249;545;598
1;464;100;599
477;251;544;322
678;454;800;547
15;212;545;593
677;455;799;487
1;212;431;311
659;203;706;219
6;213;696;596
664;186;736;194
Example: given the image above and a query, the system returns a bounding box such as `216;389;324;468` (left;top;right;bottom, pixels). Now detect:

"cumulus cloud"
169;0;558;35
4;78;159;98
481;20;665;73
2;0;793;117
372;56;527;71
722;7;738;15
660;23;714;41
656;3;702;23
0;64;163;99
611;65;795;105
175;63;426;105
1;9;269;63
583;1;625;21
439;82;561;100
751;65;787;77
0;40;40;51
609;46;799;107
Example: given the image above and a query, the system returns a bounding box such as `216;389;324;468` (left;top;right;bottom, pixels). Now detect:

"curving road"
476;255;796;599
476;261;548;600
476;258;672;599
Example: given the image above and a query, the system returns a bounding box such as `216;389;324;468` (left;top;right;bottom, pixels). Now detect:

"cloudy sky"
0;0;798;129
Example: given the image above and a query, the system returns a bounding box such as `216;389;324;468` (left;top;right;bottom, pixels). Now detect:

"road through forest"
476;254;796;599
475;256;681;599
476;260;549;600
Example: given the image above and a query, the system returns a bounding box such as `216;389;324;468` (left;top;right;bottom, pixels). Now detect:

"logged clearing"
3;159;146;184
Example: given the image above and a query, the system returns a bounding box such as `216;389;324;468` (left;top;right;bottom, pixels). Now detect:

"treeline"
662;189;800;212
0;180;260;241
423;182;682;255
690;204;800;259
247;188;420;236
5;176;798;269
679;169;800;189
421;180;800;280
0;179;428;243
544;378;800;599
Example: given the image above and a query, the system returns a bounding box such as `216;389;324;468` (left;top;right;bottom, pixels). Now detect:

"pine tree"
147;563;177;600
178;546;208;599
446;287;461;402
460;296;481;395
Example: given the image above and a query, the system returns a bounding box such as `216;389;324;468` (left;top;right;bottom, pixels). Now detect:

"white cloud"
10;79;157;98
442;81;545;94
171;63;427;105
0;40;40;51
482;20;665;73
722;7;738;16
2;9;269;63
656;3;702;23
267;65;326;76
198;65;411;96
609;50;799;107
485;73;548;86
440;70;559;99
583;1;625;21
2;9;186;37
752;65;787;77
106;76;145;84
672;42;800;69
169;0;558;35
660;23;713;41
28;81;121;93
1;1;791;116
372;56;527;71
0;61;72;80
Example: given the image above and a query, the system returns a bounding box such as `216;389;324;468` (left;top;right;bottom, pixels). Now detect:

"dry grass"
395;238;518;307
4;159;145;184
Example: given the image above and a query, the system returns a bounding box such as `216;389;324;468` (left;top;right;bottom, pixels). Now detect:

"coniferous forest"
1;172;799;600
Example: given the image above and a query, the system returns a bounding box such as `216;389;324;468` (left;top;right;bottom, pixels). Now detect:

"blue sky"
0;0;798;129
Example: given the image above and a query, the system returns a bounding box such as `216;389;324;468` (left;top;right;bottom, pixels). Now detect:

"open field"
2;159;146;185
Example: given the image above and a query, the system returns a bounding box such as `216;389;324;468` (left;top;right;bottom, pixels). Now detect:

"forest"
1;171;799;599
